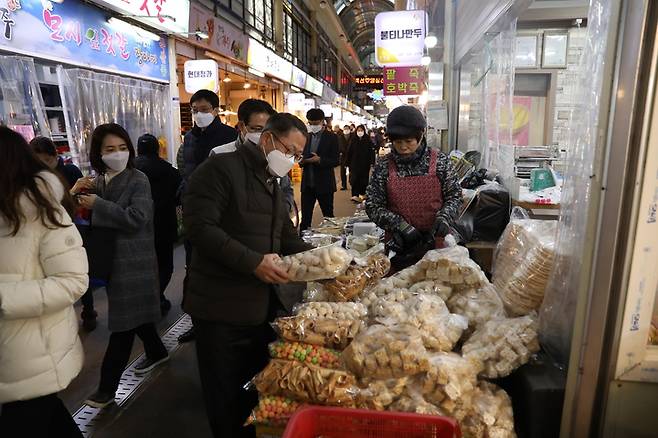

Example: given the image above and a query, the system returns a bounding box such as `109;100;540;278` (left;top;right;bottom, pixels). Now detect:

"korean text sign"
383;66;425;96
247;38;292;82
375;10;427;67
89;0;189;34
0;0;170;81
188;3;247;63
354;74;383;90
184;59;218;93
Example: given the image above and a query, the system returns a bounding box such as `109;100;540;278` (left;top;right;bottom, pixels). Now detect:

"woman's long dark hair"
0;127;70;236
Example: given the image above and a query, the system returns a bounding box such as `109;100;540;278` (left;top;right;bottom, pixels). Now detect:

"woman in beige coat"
0;127;88;437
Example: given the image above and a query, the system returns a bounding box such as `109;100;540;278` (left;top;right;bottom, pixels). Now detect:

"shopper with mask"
337;124;351;191
183;113;312;438
72;124;169;409
299;108;339;231
365;106;462;271
347;124;376;202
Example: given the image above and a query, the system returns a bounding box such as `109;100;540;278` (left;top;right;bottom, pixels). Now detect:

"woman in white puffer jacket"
0;127;88;437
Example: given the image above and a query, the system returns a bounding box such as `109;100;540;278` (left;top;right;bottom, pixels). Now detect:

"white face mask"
102;150;130;173
307;124;322;134
266;149;295;177
356;131;365;138
245;132;262;144
193;111;215;128
343;129;351;136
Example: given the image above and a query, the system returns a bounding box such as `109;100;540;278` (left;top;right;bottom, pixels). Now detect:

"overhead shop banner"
188;3;247;63
0;0;170;81
375;10;427;67
304;75;323;97
89;0;189;34
247;38;292;82
290;65;307;89
383;66;425;96
354;74;383;91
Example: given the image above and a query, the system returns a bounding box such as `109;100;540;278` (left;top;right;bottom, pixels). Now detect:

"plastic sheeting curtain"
62;69;171;172
539;0;614;367
0;56;50;139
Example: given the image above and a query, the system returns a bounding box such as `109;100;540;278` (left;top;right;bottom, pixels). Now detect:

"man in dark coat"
299;108;339;231
183;113;311;438
337;124;351;191
135;134;182;314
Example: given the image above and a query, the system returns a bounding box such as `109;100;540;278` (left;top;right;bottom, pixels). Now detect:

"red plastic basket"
282;406;461;438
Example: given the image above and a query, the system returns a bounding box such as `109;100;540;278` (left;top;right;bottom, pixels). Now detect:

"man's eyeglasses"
271;133;302;162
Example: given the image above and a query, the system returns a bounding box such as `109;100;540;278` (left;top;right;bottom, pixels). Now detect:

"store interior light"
421;55;432;66
424;33;438;49
223;74;232;83
248;68;265;78
108;17;160;41
195;31;209;40
243;83;251;89
319;0;328;8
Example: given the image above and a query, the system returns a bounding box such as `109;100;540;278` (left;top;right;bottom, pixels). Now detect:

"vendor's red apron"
386;149;444;249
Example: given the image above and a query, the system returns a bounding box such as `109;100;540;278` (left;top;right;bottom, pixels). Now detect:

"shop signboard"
304;75;323;97
303;98;316;113
247;38;292;82
354;74;383;91
0;0;170;81
184;59;218;93
89;0;189;34
383;66;425;96
290;65;307;89
188;3;247;63
286;92;305;111
375;10;427;67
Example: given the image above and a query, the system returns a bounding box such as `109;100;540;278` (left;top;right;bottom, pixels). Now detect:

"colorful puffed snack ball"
247;396;301;425
269;341;342;369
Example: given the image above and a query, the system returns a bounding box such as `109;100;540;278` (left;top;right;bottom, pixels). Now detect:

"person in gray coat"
72;124;168;409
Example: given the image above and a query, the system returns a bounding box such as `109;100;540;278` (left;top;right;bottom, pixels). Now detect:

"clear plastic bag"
341;324;430;379
387;384;442;416
251;359;358;406
462;315;540;379
301;232;343;248
418;246;489;288
461;381;517;438
492;219;558;316
355;377;410;411
302;282;332;302
322;254;391;302
446;283;506;331
293;302;368;320
279;244;353;282
245;395;302;426
268;340;342;369
272;316;364;350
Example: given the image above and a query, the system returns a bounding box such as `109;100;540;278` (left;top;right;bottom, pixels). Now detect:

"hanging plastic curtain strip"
538;0;614;368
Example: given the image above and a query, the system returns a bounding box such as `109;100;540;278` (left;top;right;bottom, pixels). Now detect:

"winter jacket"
337;132;351;166
300;130;340;195
347;136;376;175
0;171;88;403
181;118;237;185
56;157;83;190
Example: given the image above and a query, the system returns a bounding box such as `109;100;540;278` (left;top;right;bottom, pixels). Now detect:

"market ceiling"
334;0;394;68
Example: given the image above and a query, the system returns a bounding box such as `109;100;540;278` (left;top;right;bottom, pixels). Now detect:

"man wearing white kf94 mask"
182;113;312;438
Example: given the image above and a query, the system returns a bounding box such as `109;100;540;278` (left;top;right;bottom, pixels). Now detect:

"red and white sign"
90;0;190;34
383;66;425;96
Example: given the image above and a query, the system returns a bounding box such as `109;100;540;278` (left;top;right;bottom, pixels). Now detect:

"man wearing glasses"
183;113;312;438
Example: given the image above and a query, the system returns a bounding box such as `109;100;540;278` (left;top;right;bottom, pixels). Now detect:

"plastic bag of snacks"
355;377;409;411
461;382;517;438
302;282;332;303
251;359;358;406
387;384;442;416
293;302;368;320
272;316;364;350
341;324;430;379
408;280;454;301
419;246;488;288
492;219;558;316
462;315;540;379
278;244;353;282
322;265;371;302
245;395;302;426
446;283;506;331
269;340;341;369
301;232;343;248
418;352;479;421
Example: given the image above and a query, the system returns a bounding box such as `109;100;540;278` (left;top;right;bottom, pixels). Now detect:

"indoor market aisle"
67;177;357;437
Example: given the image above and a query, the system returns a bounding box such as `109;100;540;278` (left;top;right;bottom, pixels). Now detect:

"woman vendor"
365;105;462;269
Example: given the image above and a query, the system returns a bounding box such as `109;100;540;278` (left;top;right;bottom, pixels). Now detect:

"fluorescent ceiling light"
248;68;265;78
195;31;209;40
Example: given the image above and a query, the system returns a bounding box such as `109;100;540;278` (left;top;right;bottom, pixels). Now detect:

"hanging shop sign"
304;76;323;97
290;65;307;89
286;92;305;111
383;66;425;96
303;98;316;113
375;10;427;67
354;74;383;91
89;0;189;34
0;0;169;81
188;3;247;63
184;59;218;93
247;38;292;82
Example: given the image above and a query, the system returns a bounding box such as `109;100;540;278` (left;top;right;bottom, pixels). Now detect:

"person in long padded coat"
0;127;88;437
346;124;375;201
71;123;168;409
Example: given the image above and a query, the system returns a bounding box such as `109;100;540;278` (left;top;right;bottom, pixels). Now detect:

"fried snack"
372;293;468;352
272;316;364;350
323;264;370;302
388;395;442;416
446;283;506;331
418;352;479;421
341;324;430;379
462;315;540;379
293;302;368;320
418;246;488;288
269;341;342;369
356;377;409;411
252;359;358;406
492;220;558;316
461;382;517;438
279;245;353;281
245;395;302;426
408;280;454;301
